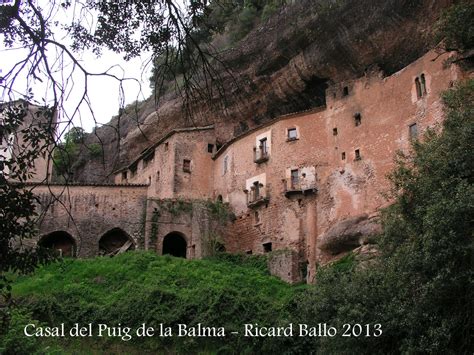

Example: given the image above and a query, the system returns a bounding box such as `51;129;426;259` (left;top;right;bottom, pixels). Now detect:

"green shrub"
0;308;45;354
87;143;102;158
206;252;269;274
12;252;297;352
288;79;474;354
435;2;474;51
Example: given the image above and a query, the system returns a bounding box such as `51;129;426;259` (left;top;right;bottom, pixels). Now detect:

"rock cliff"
73;0;453;183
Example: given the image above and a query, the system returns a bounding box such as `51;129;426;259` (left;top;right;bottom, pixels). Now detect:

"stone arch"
38;231;76;257
162;232;187;258
99;228;135;256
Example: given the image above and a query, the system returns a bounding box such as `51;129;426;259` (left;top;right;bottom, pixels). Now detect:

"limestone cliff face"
72;0;453;183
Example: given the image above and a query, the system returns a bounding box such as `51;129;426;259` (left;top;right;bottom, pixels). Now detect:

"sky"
0;1;153;137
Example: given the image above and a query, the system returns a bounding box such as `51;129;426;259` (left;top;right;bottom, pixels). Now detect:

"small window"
156;171;160;181
122;171;127;181
420;74;427;95
333;128;338;136
130;162;138;177
253;181;260;199
263;242;272;253
415;77;422;99
355;149;361;161
207;144;214;153
354;113;361;126
341;152;346;160
217;195;223;202
143;151;155;168
254;211;261;224
343;86;349;96
246;250;253;255
223;155;228;174
291;169;299;189
287;128;297;140
259;137;268;155
183;159;191;173
409;123;418;140
164;142;169;151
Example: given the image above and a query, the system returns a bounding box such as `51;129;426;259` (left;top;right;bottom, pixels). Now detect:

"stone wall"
213;50;464;281
32;183;148;257
115;127;216;200
144;199;215;259
1;101;56;183
28;49;469;283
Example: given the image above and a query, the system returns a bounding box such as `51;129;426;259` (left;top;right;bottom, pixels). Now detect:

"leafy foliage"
207;252;269;273
148;0;292;89
0;102;57;334
53;127;103;177
288;79;474;354
0;308;55;355
52;127;85;177
10;252;300;353
434;2;474;51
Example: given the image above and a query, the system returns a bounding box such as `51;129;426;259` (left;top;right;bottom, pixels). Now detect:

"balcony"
253;146;269;164
283;179;317;197
245;184;270;208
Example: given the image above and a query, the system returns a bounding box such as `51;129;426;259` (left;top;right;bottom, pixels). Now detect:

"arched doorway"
38;231;76;257
99;228;135;256
162;232;187;258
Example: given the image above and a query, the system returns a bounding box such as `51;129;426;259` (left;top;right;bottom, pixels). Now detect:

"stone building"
29;49;470;282
0;100;56;182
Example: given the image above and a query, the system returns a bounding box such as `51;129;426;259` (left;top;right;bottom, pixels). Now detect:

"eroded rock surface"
318;214;381;255
71;0;454;182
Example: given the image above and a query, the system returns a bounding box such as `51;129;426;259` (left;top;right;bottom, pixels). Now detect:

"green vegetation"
434;2;474;51
204;0;290;43
53;127;104;178
6;252;300;353
149;0;292;91
53;127;84;177
288;79;474;354
3;81;473;353
203;200;235;255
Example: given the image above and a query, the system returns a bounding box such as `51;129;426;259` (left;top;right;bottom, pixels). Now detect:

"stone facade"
31;183;148;257
1;101;56;182
31;50;469;282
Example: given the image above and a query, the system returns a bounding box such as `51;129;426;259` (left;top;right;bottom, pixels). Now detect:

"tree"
434;2;474;52
0;101;56;330
0;0;226;333
289;79;474;354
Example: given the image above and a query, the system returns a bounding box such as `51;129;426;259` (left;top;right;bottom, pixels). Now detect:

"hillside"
70;0;455;183
6;252;302;353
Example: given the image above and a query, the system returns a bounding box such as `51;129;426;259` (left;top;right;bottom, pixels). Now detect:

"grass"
7;251;305;353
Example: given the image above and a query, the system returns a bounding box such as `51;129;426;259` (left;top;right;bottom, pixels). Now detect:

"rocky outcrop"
318;214;381;255
72;0;454;182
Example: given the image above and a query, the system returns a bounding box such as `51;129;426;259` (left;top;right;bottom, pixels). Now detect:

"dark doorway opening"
38;231;76;257
162;232;187;258
99;228;135;255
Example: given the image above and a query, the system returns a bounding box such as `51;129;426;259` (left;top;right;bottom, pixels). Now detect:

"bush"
12;252;298;352
288;79;474;354
434;2;474;51
0;308;46;354
87;143;102;158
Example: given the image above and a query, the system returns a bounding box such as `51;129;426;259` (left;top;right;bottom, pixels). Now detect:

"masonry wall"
213;50;464;282
143;199;214;259
32;184;148;257
1;102;56;182
116;128;216;200
29;50;467;283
